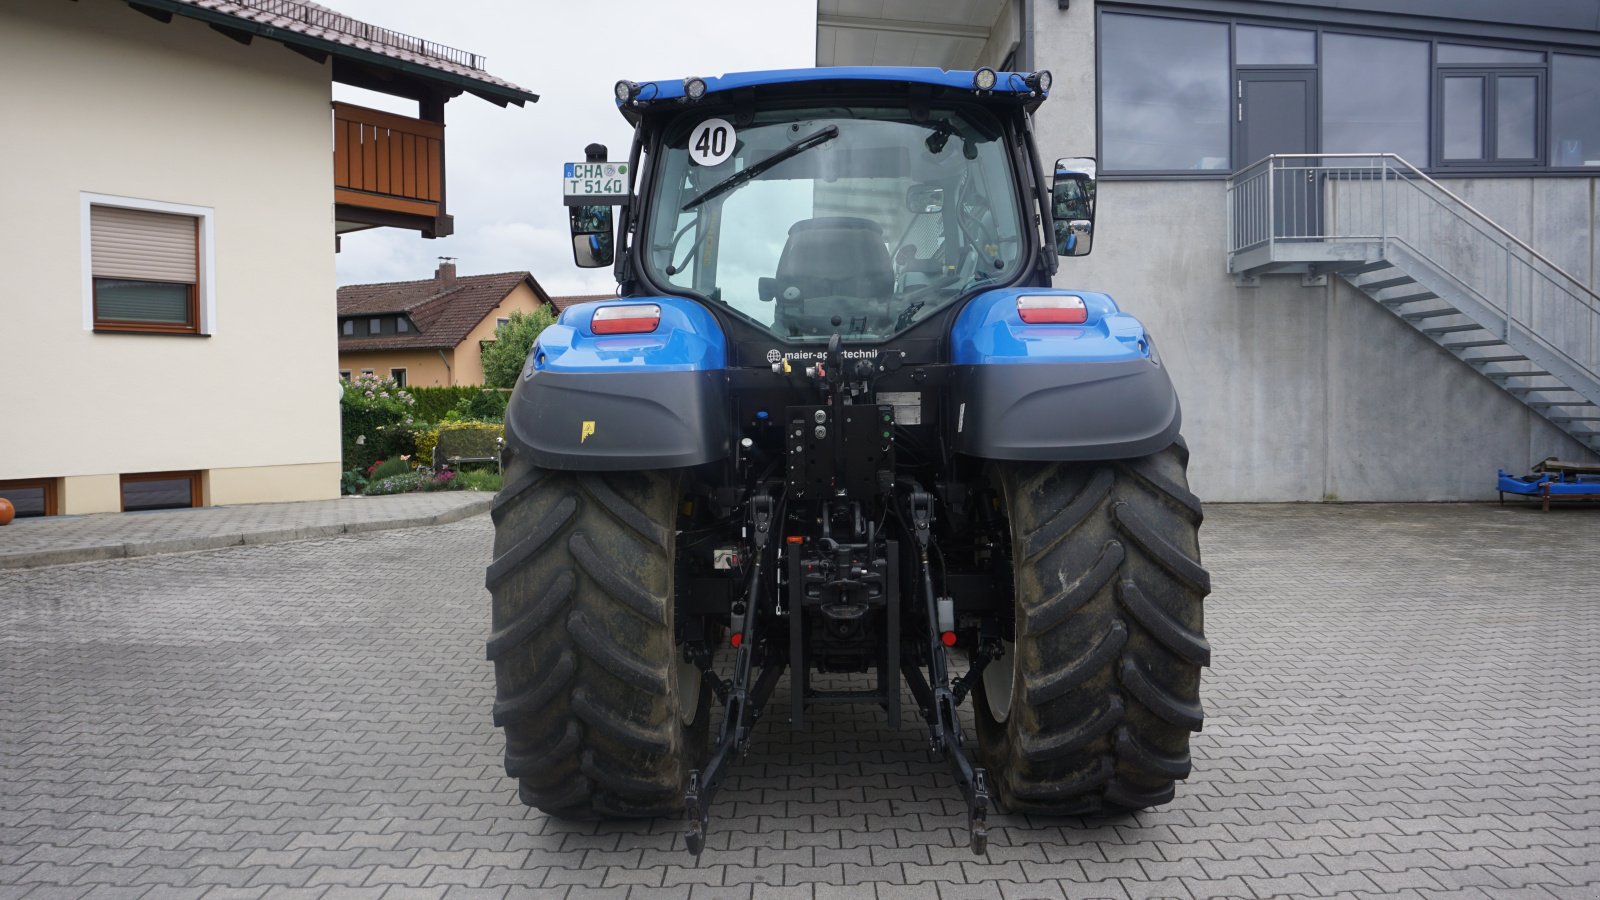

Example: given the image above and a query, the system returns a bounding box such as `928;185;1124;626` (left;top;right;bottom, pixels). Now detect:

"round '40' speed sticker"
688;118;735;166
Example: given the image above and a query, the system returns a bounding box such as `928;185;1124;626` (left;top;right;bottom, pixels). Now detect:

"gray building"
818;0;1600;500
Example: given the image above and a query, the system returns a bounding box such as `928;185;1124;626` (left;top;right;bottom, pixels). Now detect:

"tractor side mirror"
905;184;944;214
1051;157;1096;257
569;205;614;268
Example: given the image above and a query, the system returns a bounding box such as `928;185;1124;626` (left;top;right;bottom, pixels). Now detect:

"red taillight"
592;304;661;334
1017;294;1088;324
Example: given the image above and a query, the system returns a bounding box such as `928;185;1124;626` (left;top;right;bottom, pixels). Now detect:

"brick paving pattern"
1;502;1597;899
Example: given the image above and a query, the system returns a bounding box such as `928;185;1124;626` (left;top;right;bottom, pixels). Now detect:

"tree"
481;306;558;389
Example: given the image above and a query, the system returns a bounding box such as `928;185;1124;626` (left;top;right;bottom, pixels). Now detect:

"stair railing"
1227;153;1600;384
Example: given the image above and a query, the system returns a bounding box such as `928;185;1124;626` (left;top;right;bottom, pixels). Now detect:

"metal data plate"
562;161;630;206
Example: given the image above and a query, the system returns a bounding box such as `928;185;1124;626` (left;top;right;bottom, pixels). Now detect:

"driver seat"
775;217;892;300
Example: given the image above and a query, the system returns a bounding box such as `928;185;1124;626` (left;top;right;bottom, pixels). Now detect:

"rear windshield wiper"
682;124;840;211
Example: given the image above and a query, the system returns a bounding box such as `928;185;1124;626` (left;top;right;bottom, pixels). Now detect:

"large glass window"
1438;43;1542;64
1237;25;1314;65
1552;54;1600;167
645;105;1024;342
1097;11;1592;175
1100;13;1230;172
1322;33;1429;162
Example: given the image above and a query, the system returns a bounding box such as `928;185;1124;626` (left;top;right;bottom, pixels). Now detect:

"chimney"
435;257;457;286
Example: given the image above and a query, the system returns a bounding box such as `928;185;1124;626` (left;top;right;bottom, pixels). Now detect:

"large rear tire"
974;439;1210;815
485;451;708;818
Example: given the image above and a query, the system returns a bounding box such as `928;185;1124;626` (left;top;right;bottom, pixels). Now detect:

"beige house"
337;263;561;387
0;0;535;517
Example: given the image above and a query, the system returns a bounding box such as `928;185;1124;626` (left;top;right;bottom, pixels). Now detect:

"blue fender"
506;297;730;470
948;288;1181;461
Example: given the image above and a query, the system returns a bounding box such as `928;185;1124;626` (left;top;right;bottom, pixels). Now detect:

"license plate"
563;161;629;205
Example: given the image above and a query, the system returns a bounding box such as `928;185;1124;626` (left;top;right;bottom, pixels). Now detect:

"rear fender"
506;297;730;470
948;288;1181;461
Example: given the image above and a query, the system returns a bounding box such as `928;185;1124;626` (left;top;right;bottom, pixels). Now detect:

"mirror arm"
1022;113;1057;276
615;124;644;288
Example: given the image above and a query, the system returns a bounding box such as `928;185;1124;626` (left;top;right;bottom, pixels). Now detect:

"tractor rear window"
644;106;1025;342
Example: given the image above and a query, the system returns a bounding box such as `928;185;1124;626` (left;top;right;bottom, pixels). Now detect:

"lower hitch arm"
685;492;783;860
905;488;992;855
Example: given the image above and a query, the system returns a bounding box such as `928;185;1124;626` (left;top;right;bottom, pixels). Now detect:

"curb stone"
0;495;493;570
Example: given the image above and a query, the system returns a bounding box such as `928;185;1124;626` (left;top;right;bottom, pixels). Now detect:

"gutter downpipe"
437;350;454;385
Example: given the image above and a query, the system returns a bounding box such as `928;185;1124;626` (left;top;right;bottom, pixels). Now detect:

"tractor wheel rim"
677;655;702;725
982;639;1016;723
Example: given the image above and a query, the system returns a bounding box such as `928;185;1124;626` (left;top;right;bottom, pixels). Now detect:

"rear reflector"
592;303;661;334
1017;294;1087;324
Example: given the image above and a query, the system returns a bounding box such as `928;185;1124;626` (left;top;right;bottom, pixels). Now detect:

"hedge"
408;386;509;423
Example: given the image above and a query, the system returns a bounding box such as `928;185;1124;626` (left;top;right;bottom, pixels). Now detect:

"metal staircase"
1226;153;1600;453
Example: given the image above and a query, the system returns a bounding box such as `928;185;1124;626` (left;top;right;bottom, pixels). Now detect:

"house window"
1552;54;1600;167
89;204;201;334
361;368;375;376
0;478;59;518
390;368;407;387
120;471;201;512
1099;12;1230;172
339;370;352;382
496;317;510;330
369;318;381;335
397;318;409;333
342;320;354;336
1436;67;1544;166
1322;33;1429;162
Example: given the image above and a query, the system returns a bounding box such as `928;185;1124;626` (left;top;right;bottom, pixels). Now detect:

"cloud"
331;0;817;290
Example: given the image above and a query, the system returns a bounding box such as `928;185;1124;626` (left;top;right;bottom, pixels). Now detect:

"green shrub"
435;423;503;468
341;374;415;473
481;307;557;389
368;457;412;480
407;386;509;424
408;386;479;423
340;469;368;496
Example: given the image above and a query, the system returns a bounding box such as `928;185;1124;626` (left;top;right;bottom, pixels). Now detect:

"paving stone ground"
1;502;1597;900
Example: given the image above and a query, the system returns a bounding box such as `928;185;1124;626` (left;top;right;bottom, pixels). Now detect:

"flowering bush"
364;472;430;496
341;373;416;473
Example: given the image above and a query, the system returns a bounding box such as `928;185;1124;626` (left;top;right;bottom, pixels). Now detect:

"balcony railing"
333;102;447;235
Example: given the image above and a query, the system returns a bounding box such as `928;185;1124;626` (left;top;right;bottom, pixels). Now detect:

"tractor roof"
614;66;1048;123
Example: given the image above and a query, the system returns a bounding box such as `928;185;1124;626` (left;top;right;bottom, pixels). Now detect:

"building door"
1236;69;1319;239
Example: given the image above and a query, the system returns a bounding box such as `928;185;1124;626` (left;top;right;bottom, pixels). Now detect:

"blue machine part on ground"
1498;468;1600;496
619;67;1047;107
526;296;727;375
950;288;1150;365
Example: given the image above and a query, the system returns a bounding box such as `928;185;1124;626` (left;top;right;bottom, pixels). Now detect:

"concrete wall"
1028;0;1599;501
0;0;340;511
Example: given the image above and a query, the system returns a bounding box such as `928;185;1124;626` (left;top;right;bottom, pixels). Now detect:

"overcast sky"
329;0;817;296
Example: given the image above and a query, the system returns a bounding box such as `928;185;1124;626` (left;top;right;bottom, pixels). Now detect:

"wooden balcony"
333;102;453;238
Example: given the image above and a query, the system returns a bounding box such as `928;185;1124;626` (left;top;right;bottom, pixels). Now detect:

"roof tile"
338;271;546;352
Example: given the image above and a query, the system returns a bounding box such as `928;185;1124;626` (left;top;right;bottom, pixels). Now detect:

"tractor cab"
565;67;1085;350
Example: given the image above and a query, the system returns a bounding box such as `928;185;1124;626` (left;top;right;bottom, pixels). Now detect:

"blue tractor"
488;67;1210;856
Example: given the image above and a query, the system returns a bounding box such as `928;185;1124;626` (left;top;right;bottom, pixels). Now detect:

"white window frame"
80;192;215;333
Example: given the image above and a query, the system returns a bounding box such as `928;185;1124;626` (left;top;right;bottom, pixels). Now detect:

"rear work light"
1016;294;1088;324
592;304;661;335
